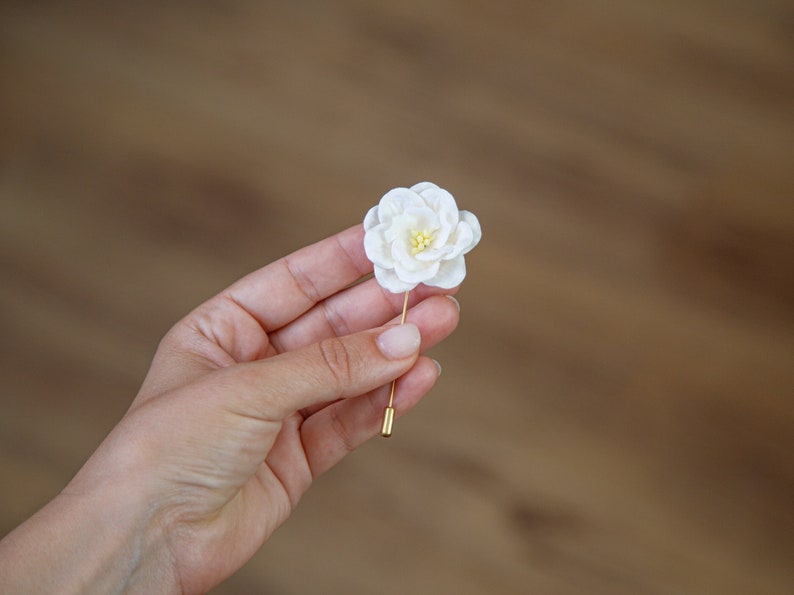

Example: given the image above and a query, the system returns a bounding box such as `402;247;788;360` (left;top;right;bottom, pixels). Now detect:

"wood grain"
1;1;792;593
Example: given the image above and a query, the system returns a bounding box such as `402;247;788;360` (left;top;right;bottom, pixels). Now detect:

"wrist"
0;476;179;594
61;474;181;594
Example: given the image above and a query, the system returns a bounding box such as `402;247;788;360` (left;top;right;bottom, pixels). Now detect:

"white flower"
363;182;482;293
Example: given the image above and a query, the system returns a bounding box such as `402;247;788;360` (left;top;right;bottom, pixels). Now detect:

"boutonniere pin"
363;182;481;436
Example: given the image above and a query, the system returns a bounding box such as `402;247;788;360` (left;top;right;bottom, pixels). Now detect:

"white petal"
378;188;423;224
443;220;475;260
410;181;439;194
374;265;416;293
384;214;413;243
432;217;453;247
363;225;394;268
391;238;414;268
391;240;428;272
363;205;380;230
416;186;459;229
427;255;466;288
414;246;448;261
394;257;440;284
403;206;440;232
459;210;482;254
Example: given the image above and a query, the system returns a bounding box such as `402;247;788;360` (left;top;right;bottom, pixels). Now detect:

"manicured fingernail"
377;323;421;359
432;359;443;376
446;295;461;312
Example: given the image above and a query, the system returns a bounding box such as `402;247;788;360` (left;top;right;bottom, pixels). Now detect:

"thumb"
222;323;422;420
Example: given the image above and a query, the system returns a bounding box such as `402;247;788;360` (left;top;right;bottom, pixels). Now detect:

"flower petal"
459;210;482;254
377;188;423;224
374;265;417;293
391;240;429;272
403;206;440;232
363;205;380;231
363;224;394;268
416;186;459;230
410;181;439;194
394;257;440;284
427;255;466;288
414;243;453;261
443;220;475;260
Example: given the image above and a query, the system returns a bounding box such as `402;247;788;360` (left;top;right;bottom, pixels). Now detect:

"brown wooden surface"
1;1;792;593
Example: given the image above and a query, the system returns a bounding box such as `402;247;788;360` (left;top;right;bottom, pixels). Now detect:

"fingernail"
432;359;442;376
377;323;421;359
446;295;461;312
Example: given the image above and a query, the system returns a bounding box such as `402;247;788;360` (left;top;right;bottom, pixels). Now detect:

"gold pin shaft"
380;291;410;438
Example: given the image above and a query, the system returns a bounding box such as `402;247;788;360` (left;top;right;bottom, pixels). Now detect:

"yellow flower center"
410;229;434;255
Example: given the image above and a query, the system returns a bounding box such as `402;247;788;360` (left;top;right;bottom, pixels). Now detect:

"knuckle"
317;337;354;390
320;300;348;337
284;255;321;304
329;406;356;455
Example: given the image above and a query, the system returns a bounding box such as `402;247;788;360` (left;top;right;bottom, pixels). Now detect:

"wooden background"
1;1;792;593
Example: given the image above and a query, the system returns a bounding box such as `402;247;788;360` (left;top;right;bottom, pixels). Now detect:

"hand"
0;225;460;594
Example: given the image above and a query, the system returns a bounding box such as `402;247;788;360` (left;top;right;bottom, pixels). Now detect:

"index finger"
224;225;372;332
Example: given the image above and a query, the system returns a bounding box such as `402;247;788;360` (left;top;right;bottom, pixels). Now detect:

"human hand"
0;225;460;594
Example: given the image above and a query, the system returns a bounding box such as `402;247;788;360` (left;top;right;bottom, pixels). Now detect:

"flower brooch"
363;182;481;436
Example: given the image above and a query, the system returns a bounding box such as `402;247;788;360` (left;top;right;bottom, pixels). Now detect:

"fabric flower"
363;182;481;293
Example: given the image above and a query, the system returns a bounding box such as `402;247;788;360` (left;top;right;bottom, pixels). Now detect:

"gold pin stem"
381;290;410;437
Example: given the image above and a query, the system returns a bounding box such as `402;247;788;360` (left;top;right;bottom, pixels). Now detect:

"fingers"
223;225;372;332
219;323;423;422
269;277;459;352
300;357;442;477
294;294;460;418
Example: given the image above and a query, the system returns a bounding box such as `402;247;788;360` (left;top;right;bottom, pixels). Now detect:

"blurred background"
1;1;792;593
